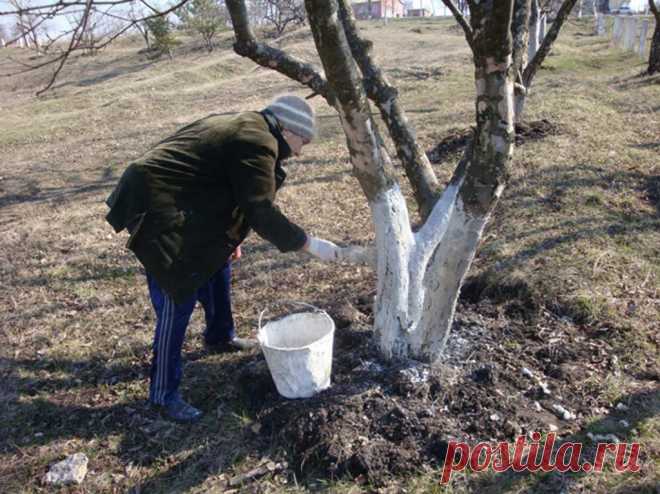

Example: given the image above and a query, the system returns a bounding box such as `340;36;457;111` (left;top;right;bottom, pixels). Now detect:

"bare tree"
177;0;227;51
10;0;43;50
649;0;660;75
225;0;516;363
127;3;150;49
261;0;305;37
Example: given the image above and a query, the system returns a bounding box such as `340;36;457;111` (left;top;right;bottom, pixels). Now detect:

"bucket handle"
258;300;326;331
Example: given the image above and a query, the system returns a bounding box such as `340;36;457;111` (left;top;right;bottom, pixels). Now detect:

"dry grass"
0;17;658;493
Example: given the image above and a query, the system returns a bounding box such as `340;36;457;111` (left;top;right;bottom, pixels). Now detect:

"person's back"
107;110;300;303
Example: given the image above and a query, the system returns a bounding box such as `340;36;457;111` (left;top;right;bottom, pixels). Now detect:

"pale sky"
0;0;450;40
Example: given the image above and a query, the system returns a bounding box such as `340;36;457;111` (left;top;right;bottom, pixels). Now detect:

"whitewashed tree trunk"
540;13;547;40
529;0;541;60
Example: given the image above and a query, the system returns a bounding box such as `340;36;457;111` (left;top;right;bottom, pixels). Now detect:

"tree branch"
523;0;577;87
36;0;93;95
225;0;329;99
0;0;133;16
336;0;439;220
441;0;474;51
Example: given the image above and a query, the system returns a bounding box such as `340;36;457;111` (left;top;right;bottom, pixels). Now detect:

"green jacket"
105;111;307;303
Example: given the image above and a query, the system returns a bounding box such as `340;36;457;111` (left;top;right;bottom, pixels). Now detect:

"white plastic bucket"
257;304;335;399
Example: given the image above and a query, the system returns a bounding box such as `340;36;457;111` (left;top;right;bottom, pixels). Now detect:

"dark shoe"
157;395;203;423
205;337;259;353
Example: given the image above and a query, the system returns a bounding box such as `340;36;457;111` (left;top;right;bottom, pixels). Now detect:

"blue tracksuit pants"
147;262;234;405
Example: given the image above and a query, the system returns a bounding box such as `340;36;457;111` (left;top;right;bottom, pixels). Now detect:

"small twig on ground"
227;460;287;488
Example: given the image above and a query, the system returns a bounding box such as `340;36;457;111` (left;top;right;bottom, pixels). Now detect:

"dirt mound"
514;119;563;144
426;127;473;164
232;296;617;486
426;120;563;164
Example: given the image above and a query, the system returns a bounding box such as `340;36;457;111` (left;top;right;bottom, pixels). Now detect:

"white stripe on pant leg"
154;295;166;404
157;295;172;404
156;295;171;404
159;296;174;404
163;295;177;403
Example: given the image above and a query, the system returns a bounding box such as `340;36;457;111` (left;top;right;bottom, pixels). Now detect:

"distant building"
352;1;406;19
407;8;431;17
608;0;649;12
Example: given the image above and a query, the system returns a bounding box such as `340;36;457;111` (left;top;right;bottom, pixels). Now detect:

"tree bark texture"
649;0;660;75
528;0;540;60
337;0;440;219
512;0;531;124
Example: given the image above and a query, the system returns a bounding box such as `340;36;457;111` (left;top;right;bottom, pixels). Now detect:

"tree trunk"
512;0;531;124
304;0;515;364
375;1;516;363
528;0;540;60
649;0;660;74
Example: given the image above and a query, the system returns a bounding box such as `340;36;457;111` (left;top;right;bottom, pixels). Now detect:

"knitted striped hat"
265;95;316;142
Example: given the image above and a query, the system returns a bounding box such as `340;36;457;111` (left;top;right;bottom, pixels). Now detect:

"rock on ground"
44;453;89;486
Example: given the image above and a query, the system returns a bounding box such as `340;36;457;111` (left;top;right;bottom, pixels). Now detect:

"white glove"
304;236;342;262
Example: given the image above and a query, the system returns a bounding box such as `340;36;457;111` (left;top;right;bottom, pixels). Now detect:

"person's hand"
304;236;342;262
231;245;242;261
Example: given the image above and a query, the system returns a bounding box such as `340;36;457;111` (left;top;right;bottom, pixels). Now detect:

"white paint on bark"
498;79;515;130
369;176;493;363
410;195;489;361
371;184;415;358
338;107;383;180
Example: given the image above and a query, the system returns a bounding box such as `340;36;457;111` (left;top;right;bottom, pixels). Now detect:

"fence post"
623;17;636;51
613;16;623;45
639;19;649;58
597;14;606;36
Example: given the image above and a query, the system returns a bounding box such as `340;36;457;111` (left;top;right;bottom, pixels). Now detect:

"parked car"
617;5;633;15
